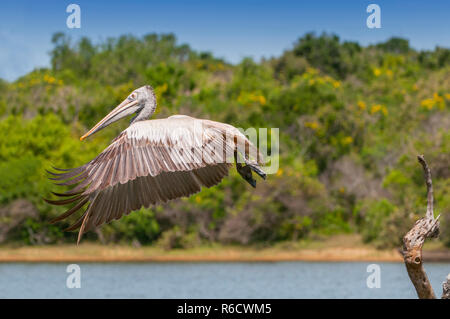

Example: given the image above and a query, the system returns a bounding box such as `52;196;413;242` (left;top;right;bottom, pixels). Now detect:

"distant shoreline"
0;247;402;263
1;244;448;263
2;235;448;263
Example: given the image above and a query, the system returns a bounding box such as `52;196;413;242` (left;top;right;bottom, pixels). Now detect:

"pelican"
45;85;266;243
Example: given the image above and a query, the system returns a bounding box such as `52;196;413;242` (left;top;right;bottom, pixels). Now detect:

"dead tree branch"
443;275;450;299
401;155;449;299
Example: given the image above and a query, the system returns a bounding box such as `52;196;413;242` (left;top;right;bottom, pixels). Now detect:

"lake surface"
0;262;448;298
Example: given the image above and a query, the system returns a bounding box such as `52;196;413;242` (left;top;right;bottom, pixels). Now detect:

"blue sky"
1;0;449;81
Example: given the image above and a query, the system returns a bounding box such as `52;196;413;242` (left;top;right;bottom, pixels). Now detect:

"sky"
0;0;449;81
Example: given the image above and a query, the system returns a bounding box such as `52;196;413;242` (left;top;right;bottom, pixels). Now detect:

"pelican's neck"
131;92;157;124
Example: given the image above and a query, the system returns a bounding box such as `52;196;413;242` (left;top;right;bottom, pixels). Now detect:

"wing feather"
47;116;262;242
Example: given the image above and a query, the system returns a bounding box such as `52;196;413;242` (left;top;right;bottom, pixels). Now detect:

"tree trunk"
401;155;449;299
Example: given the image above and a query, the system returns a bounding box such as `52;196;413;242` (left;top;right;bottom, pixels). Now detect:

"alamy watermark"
66;4;81;29
366;4;381;29
66;264;81;288
366;264;381;288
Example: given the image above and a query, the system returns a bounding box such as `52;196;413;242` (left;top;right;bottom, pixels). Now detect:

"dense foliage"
0;32;449;248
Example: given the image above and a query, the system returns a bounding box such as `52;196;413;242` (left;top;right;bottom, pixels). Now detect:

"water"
0;262;448;298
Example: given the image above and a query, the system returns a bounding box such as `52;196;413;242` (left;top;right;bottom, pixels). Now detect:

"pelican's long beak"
80;98;140;141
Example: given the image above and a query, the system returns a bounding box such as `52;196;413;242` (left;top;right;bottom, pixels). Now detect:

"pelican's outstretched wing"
46;115;264;243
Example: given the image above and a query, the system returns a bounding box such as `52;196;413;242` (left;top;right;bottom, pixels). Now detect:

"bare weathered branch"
401;155;442;299
442;275;450;299
417;155;434;220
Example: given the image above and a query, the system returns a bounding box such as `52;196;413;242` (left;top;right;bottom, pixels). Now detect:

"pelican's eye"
129;93;137;101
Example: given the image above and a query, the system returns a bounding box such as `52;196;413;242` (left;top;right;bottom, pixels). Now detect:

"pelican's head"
80;85;156;141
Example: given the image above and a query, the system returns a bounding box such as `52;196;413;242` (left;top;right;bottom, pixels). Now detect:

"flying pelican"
45;85;266;243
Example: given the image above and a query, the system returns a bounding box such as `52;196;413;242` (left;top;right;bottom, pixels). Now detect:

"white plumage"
46;85;266;243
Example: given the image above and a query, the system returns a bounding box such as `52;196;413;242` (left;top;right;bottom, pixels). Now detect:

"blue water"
0;262;448;298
